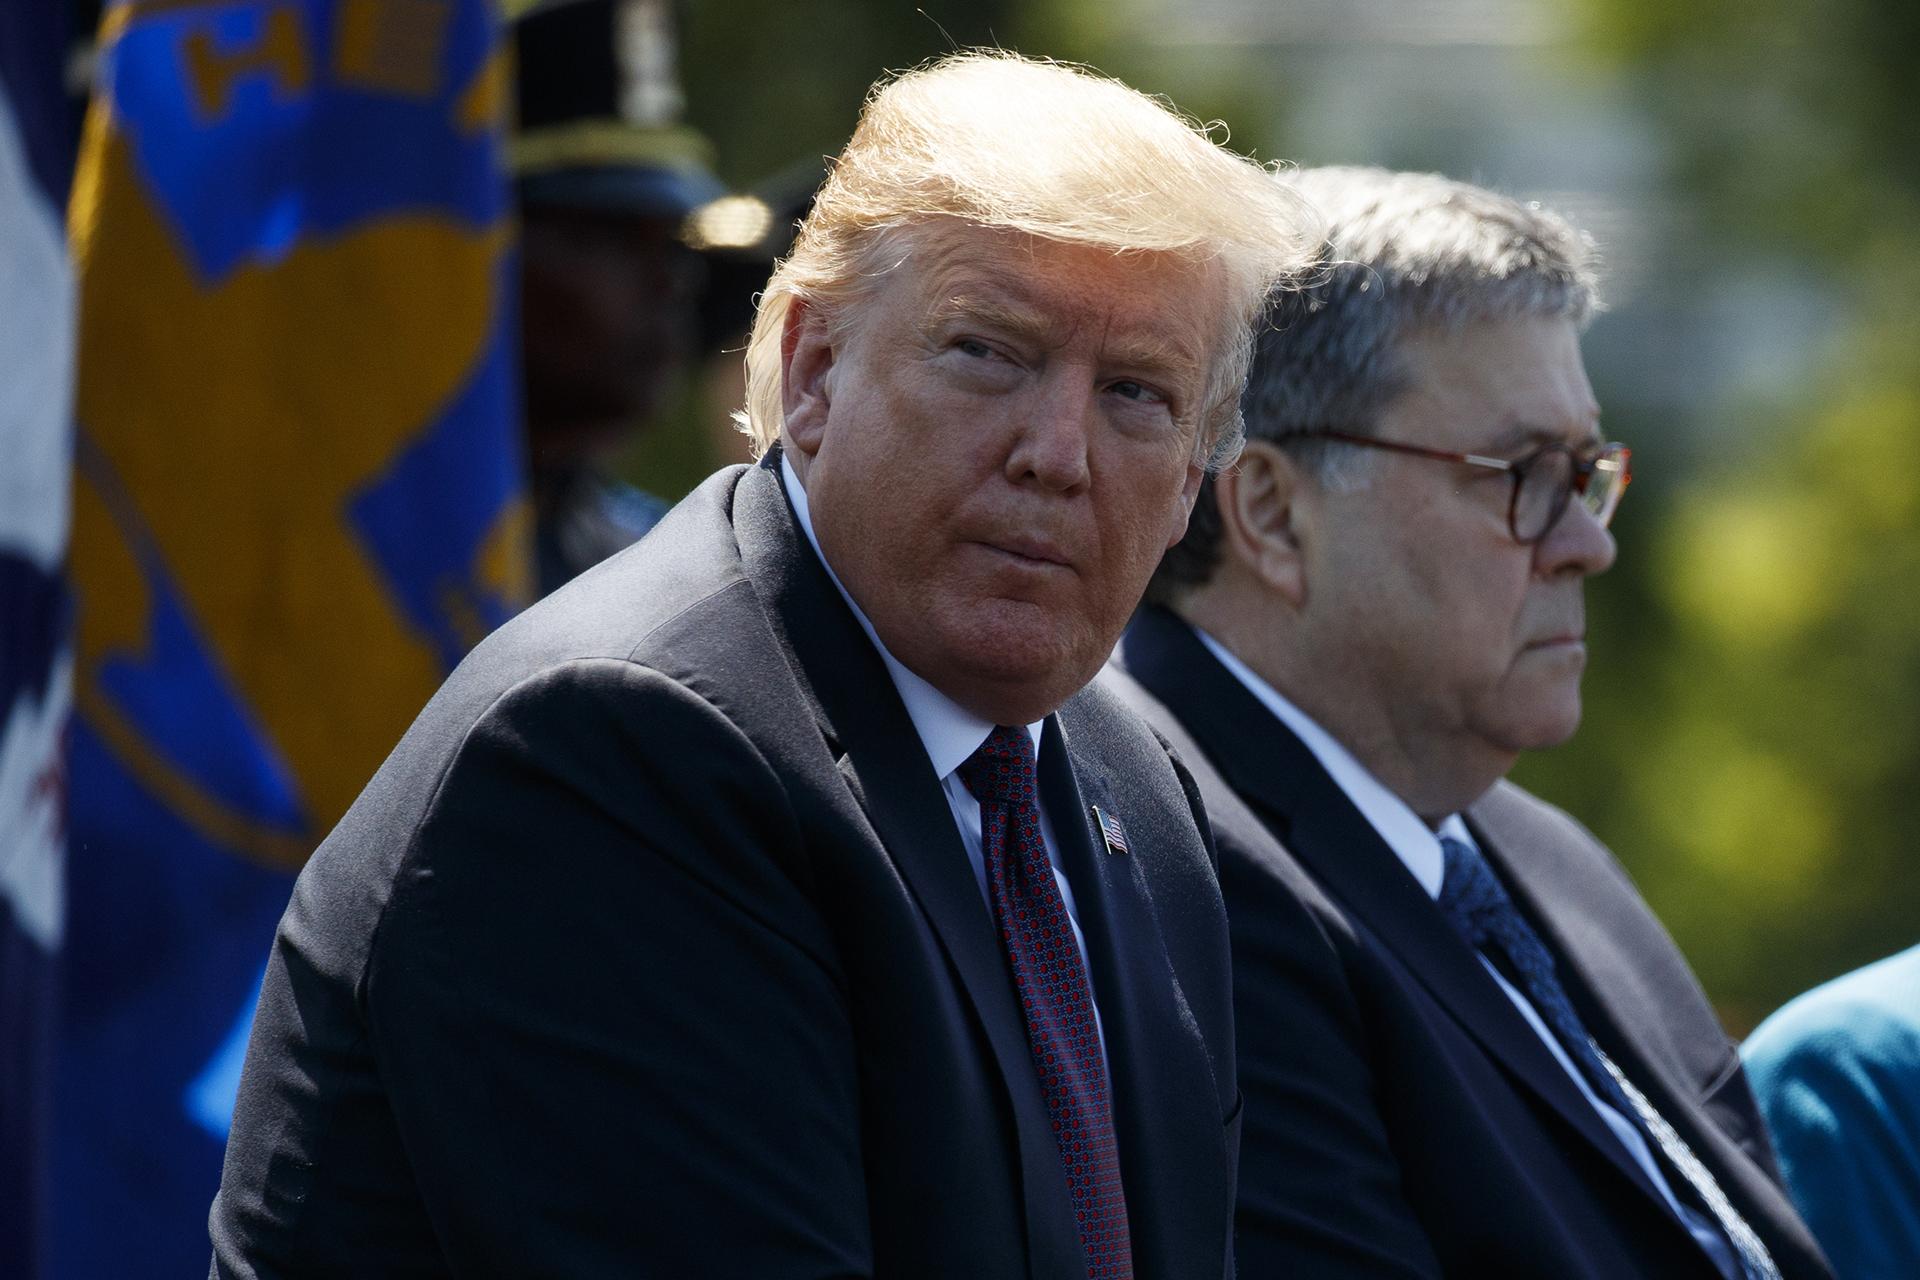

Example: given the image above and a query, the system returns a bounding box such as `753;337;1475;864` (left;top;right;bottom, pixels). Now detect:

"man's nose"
1535;496;1617;577
1007;373;1094;492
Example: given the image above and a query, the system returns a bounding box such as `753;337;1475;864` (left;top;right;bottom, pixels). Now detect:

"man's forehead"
1396;317;1601;448
908;228;1217;371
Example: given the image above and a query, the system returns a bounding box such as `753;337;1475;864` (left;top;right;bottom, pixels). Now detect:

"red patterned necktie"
958;725;1133;1280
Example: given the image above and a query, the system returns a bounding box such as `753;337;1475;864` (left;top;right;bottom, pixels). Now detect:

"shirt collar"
781;452;1044;778
1189;623;1474;899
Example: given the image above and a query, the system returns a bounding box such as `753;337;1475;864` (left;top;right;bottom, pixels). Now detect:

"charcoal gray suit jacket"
1106;605;1832;1280
209;455;1240;1279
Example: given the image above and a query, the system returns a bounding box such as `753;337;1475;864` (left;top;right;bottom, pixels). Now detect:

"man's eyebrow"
925;291;1063;345
1109;332;1206;382
927;285;1206;384
1482;422;1606;454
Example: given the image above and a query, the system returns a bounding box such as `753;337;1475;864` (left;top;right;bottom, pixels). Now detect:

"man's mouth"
976;536;1072;569
1525;632;1586;650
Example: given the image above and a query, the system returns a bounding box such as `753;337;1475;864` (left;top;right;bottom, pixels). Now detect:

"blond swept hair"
734;50;1317;470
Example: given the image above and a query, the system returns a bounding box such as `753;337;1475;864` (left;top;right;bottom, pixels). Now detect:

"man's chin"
1515;699;1585;752
915;631;1098;726
1479;675;1588;754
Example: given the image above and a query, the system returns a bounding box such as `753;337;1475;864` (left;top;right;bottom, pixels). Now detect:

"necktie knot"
1438;835;1574;1027
1437;835;1508;951
957;724;1039;807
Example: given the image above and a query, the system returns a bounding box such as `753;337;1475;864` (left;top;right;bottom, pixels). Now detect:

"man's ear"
1214;440;1311;607
780;298;835;462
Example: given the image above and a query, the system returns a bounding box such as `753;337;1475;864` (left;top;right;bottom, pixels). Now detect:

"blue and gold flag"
58;2;526;1271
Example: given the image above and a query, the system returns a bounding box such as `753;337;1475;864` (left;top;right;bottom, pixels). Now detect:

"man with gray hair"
210;52;1312;1277
1105;166;1833;1278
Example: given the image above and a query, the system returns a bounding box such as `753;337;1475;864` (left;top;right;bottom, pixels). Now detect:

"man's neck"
1281;690;1506;826
1172;597;1507;823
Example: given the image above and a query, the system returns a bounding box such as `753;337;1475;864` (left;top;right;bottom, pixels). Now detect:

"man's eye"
956;338;995;359
1107;380;1164;404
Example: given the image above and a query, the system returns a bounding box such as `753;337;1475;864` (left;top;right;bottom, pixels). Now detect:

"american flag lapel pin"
1090;804;1130;856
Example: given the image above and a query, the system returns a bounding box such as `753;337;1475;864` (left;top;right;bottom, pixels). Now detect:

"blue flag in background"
1;3;78;1276
59;2;526;1272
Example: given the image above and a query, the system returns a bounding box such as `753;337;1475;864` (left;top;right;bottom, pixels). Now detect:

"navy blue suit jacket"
209;458;1240;1278
1107;605;1832;1279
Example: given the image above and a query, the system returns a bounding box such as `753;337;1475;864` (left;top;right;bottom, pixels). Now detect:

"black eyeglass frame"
1280;428;1633;545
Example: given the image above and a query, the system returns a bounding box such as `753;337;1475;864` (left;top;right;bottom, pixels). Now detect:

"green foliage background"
627;0;1918;1033
1517;0;1920;1030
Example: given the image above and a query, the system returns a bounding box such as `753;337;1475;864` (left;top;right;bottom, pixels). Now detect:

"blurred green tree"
1512;0;1920;1029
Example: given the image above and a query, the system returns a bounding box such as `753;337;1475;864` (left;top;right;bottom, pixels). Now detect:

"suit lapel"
1045;710;1229;1277
1469;794;1741;1159
1468;791;1681;1095
733;454;1084;1279
1468;791;1831;1274
1118;607;1676;1209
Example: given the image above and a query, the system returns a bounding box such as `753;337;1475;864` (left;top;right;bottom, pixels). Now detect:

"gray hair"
1149;165;1603;599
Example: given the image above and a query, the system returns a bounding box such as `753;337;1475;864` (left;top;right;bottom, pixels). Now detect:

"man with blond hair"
1106;166;1832;1278
210;52;1311;1277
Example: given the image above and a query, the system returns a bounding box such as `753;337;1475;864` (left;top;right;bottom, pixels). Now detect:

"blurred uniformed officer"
513;0;721;594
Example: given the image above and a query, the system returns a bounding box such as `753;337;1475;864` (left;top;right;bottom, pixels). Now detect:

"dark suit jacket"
1107;605;1833;1280
209;457;1240;1279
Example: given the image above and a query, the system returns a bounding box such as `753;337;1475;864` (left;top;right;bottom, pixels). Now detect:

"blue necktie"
1437;836;1777;1280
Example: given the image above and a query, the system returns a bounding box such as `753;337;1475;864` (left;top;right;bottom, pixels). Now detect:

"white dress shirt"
1192;624;1717;1242
781;457;1106;1052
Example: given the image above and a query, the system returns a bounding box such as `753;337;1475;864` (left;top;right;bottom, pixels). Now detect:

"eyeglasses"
1283;429;1633;545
